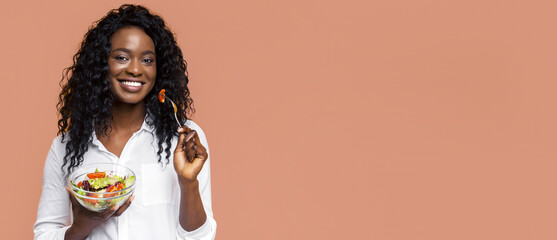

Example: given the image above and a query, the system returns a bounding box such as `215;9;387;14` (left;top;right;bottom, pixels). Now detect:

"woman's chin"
112;95;148;106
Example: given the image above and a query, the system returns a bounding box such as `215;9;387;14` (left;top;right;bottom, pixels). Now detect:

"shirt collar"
91;116;155;148
140;115;156;133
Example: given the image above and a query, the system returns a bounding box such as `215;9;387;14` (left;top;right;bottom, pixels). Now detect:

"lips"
117;79;145;92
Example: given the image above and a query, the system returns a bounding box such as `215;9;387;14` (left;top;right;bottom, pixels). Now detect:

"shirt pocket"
141;163;178;206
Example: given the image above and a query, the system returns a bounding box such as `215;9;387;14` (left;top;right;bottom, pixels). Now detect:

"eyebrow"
111;48;156;55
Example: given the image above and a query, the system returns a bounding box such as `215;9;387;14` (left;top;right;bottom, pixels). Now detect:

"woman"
34;4;216;239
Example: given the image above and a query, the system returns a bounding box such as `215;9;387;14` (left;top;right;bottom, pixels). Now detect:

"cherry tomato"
87;172;106;179
84;193;100;204
158;89;166;103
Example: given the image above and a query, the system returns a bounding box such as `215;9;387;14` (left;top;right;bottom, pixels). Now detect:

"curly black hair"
57;4;193;173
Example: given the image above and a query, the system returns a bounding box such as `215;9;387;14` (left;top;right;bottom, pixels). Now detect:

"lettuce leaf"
123;176;135;188
88;176;119;190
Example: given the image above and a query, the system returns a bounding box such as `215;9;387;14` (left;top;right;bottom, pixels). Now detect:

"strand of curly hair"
57;4;194;173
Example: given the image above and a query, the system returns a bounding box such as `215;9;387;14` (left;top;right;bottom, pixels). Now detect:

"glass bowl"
68;163;136;212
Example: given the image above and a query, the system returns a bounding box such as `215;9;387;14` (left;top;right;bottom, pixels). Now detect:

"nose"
126;58;142;76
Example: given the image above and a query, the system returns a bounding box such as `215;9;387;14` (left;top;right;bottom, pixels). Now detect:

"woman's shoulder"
42;134;69;174
51;134;66;148
184;119;204;133
48;132;86;154
183;120;209;146
47;134;70;157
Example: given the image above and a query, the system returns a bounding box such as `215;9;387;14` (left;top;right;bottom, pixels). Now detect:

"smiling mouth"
118;80;145;87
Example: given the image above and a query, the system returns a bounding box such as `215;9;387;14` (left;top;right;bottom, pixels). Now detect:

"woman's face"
108;26;156;105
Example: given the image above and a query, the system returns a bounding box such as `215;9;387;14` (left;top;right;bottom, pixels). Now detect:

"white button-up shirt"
34;120;216;240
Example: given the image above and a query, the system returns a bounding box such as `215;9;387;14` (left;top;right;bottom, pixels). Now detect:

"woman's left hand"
174;127;208;184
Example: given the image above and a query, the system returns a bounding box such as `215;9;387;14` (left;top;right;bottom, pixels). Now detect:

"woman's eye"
142;58;155;63
115;56;128;61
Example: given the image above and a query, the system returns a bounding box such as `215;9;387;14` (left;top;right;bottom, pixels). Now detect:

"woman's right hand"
64;187;134;240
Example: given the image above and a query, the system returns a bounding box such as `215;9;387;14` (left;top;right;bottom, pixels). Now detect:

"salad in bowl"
68;163;136;212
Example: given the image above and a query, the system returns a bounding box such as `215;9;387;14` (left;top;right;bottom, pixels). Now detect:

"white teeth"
122;81;141;87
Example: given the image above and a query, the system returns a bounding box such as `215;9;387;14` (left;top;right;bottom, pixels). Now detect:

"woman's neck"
109;101;146;132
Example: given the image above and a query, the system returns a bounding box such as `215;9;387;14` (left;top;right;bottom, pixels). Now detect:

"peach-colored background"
1;0;556;239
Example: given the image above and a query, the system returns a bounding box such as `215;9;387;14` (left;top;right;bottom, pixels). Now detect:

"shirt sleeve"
34;137;72;240
176;122;217;240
